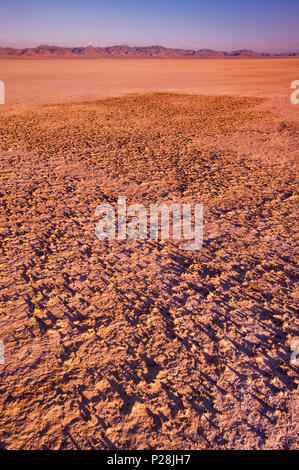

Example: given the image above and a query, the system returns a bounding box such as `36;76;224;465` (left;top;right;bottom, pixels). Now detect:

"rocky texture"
0;94;298;449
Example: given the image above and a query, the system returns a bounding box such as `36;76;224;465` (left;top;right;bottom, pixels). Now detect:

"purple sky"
1;0;299;52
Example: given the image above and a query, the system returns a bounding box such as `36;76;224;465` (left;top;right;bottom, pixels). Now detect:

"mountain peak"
0;44;298;58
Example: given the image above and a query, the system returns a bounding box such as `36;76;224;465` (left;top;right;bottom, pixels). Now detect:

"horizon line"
1;43;299;55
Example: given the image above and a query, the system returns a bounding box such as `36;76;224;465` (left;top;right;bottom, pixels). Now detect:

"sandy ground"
0;58;298;118
0;60;298;450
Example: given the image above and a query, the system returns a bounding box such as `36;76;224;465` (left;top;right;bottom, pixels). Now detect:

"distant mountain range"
0;44;298;58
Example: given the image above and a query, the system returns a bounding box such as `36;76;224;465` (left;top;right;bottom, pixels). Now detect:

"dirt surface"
0;58;298;118
0;61;298;450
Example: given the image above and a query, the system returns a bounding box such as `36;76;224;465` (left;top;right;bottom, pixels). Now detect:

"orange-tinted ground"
0;60;298;449
0;58;298;114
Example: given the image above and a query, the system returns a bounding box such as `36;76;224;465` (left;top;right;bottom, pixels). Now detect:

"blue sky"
1;0;299;52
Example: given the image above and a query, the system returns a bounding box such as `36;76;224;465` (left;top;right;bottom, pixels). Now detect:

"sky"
1;0;299;52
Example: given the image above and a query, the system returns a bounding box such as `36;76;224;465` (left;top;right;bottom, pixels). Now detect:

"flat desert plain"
0;59;298;449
